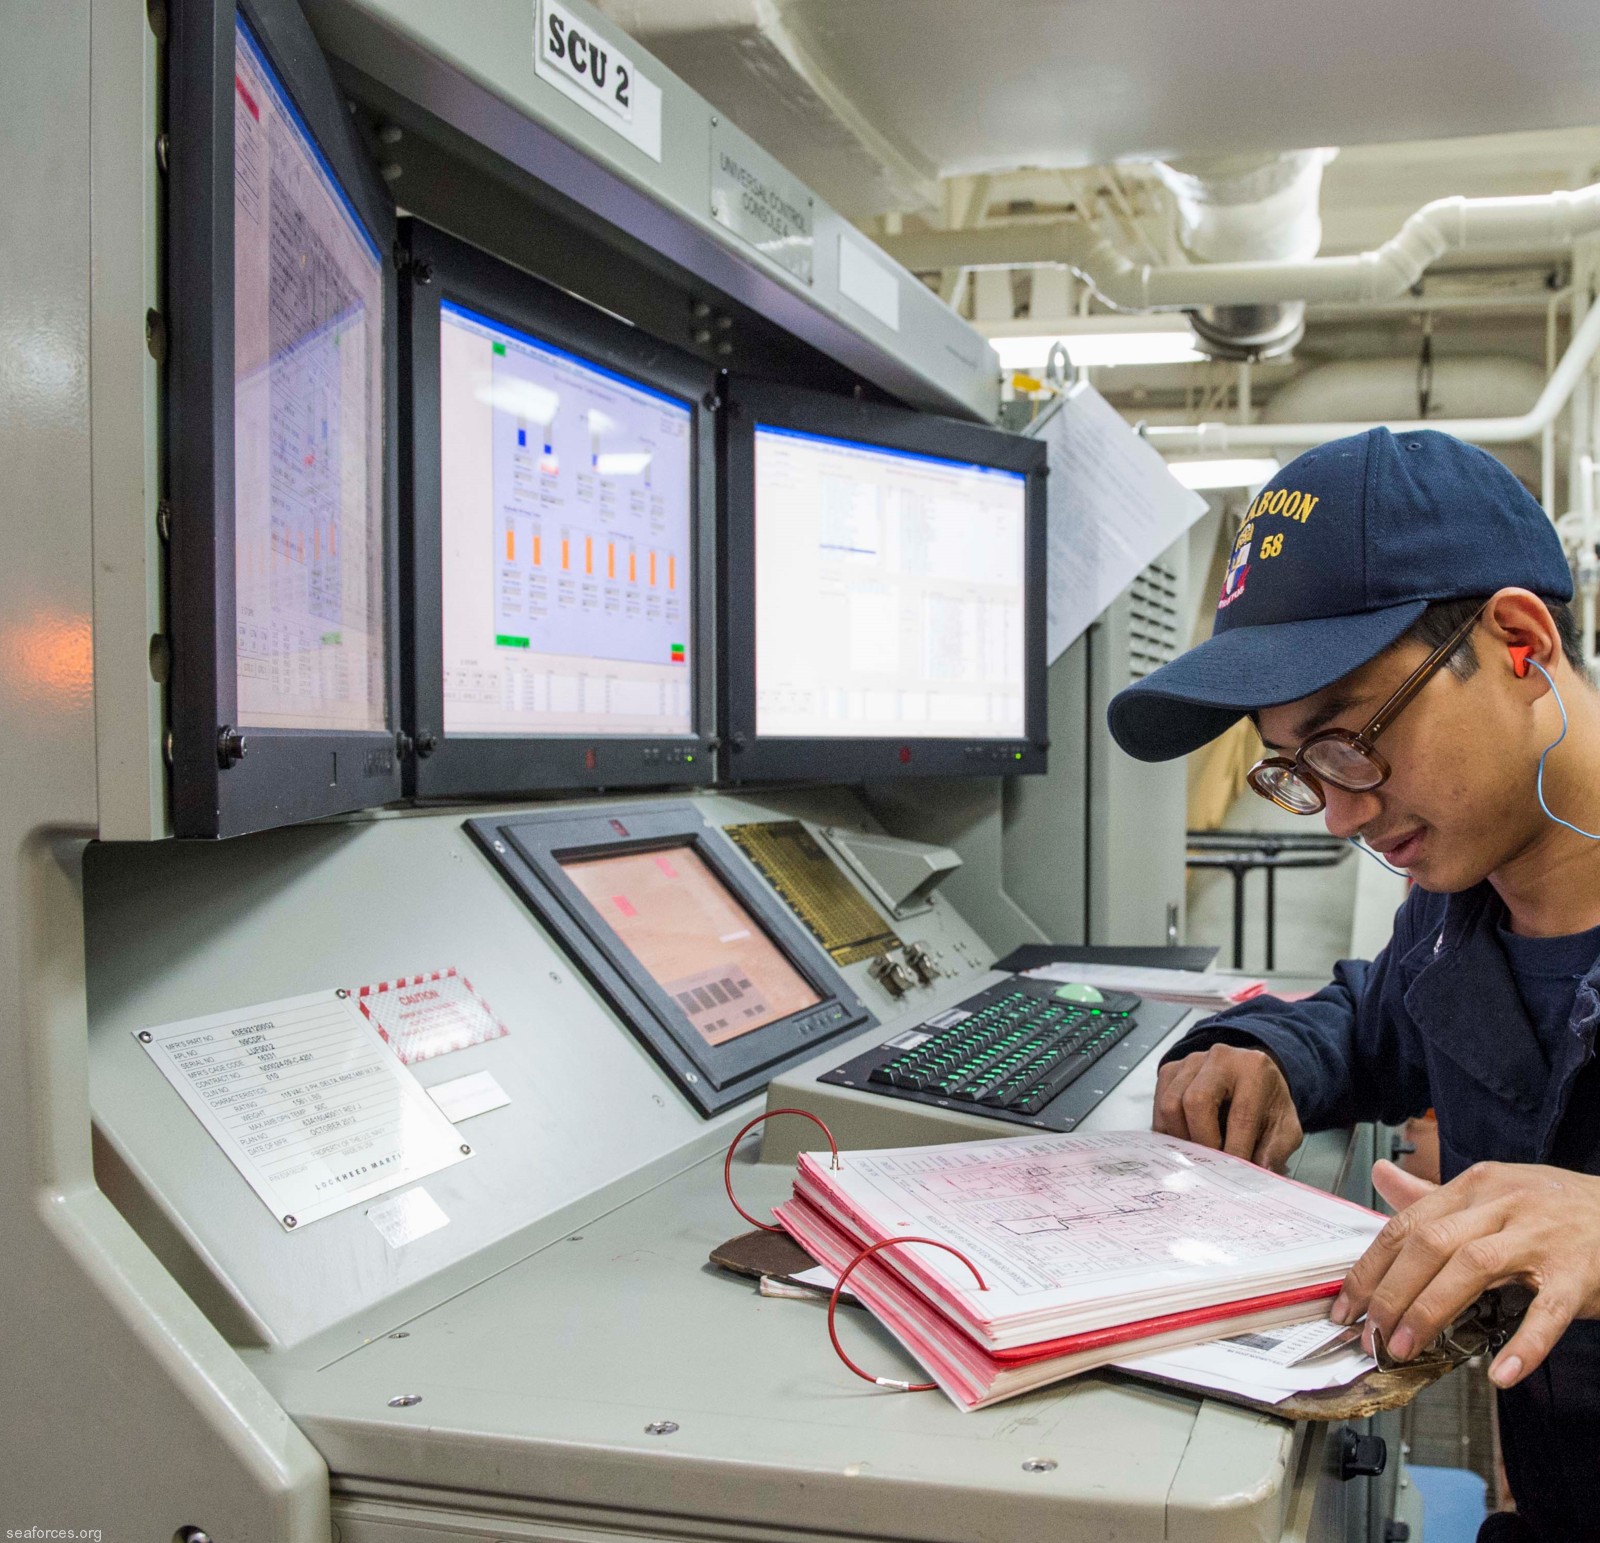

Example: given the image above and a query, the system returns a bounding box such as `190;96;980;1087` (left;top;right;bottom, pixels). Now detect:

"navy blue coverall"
1168;880;1600;1538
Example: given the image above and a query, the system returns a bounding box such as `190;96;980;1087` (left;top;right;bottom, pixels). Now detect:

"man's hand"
1151;1044;1303;1171
1334;1159;1600;1389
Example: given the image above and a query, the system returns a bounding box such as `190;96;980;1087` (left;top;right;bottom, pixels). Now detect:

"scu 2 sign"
534;0;662;161
543;3;632;118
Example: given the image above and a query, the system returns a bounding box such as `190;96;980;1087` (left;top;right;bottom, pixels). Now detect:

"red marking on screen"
611;894;637;918
234;75;261;120
898;746;913;764
654;855;679;879
584;748;597;770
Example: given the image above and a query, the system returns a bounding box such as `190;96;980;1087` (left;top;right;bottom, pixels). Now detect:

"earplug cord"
1347;838;1410;877
1528;658;1600;841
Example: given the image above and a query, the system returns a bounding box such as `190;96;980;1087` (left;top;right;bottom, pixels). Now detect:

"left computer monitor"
400;221;718;797
166;0;401;837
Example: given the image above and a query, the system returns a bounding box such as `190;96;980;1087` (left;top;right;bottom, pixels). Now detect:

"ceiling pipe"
1152;151;1332;360
876;181;1600;311
1144;292;1600;451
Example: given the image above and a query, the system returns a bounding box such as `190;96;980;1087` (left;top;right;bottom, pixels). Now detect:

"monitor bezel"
719;377;1049;783
401;220;719;799
466;803;876;1116
165;0;403;838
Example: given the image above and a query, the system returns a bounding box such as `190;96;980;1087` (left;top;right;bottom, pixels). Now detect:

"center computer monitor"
401;221;718;797
720;378;1049;783
468;804;875;1115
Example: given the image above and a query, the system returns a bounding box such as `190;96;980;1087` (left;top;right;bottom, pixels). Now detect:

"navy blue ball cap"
1109;427;1573;763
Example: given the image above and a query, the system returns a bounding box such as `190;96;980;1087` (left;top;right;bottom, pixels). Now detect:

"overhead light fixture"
1165;458;1280;491
983;315;1206;371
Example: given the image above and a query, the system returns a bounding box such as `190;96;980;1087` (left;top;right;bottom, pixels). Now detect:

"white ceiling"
598;0;1599;492
597;0;1600;218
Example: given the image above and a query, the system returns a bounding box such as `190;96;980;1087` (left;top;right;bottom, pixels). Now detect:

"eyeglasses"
1247;604;1485;814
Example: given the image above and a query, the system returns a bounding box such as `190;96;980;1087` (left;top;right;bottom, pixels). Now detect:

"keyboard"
818;975;1191;1134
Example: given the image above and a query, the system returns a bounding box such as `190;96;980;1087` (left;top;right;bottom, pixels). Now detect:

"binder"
734;1121;1388;1411
779;1192;1355;1407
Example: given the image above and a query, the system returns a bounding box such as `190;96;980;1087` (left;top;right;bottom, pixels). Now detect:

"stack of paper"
773;1130;1384;1411
1022;961;1268;1009
1114;1315;1377;1405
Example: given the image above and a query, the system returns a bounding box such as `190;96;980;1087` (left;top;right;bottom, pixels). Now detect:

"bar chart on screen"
438;301;694;736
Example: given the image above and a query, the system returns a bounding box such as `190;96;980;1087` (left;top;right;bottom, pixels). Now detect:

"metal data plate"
724;820;899;966
820;981;1190;1134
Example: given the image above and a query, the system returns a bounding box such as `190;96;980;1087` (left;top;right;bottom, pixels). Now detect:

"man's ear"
1484;588;1562;677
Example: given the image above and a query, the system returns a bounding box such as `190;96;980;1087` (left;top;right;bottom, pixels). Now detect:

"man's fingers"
1491;1287;1581;1388
1380;1224;1517;1361
1253;1115;1303;1175
1359;1206;1508;1355
1152;1060;1202;1140
1178;1069;1229;1150
1333;1180;1487;1324
1372;1157;1437;1212
1221;1076;1267;1160
1153;1047;1299;1164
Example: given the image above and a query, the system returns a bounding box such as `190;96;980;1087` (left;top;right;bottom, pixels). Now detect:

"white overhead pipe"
1153;152;1331;358
1144;295;1600;451
877;183;1600;312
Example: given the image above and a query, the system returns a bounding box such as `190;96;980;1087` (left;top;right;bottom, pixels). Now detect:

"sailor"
1110;428;1600;1541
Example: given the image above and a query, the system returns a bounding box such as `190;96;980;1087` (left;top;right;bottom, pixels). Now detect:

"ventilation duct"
875;176;1600;316
1152;151;1333;361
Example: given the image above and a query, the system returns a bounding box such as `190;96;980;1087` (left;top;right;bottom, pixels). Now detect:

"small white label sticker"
427;1069;512;1124
534;0;662;162
366;1187;450;1250
838;233;901;331
885;1029;932;1050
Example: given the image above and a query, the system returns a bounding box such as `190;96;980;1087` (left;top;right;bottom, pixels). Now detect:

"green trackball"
1053;982;1105;1004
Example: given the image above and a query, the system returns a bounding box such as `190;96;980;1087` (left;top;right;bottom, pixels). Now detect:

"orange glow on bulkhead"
2;609;93;709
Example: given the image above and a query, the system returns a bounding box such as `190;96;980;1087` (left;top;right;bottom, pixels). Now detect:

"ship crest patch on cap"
1215;486;1323;612
1218;520;1254;609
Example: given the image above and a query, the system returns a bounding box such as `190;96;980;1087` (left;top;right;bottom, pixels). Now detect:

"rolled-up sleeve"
1161;891;1436;1131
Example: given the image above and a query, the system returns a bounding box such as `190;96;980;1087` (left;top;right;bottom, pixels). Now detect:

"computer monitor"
468;804;875;1115
166;0;401;837
721;378;1048;783
401;222;718;797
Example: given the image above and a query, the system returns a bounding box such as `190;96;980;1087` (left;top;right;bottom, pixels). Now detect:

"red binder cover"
777;1195;1344;1410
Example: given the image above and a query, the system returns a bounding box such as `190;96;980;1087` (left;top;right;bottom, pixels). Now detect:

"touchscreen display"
561;846;820;1046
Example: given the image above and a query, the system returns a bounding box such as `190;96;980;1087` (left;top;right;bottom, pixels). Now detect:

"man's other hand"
1333;1158;1600;1390
1151;1044;1303;1171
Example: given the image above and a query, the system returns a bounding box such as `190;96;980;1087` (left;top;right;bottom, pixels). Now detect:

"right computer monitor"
721;379;1048;782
